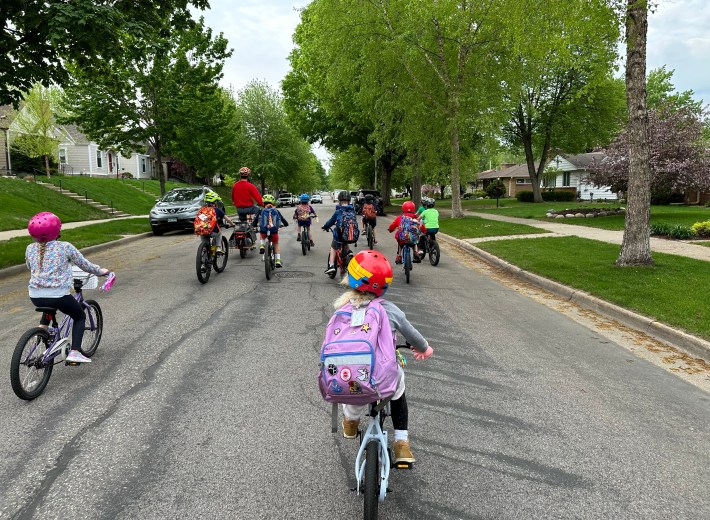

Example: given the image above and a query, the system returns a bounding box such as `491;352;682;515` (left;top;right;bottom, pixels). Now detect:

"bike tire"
327;252;337;279
363;440;380;520
265;241;272;280
404;247;410;284
196;240;211;284
301;229;308;256
10;328;53;400
429;239;440;266
239;246;247;259
214;237;229;272
342;251;353;278
79;300;103;357
367;226;374;249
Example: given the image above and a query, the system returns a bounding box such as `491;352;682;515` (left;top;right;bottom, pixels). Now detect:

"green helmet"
204;191;221;203
263;194;277;206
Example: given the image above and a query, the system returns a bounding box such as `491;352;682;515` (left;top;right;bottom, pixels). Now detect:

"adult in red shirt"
231;166;263;223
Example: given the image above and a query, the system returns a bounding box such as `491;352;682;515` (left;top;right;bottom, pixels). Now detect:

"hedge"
516;190;576;202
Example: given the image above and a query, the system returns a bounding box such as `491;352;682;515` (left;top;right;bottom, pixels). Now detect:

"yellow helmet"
204;191;221;203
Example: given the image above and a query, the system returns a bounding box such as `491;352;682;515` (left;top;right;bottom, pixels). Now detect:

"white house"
547;153;618;201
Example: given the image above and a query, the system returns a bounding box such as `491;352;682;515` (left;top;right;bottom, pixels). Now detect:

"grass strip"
44;177;159;215
0;218;151;270
439;216;548;239
476;236;709;340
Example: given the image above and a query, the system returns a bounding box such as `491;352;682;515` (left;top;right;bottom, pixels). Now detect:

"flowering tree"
588;103;710;198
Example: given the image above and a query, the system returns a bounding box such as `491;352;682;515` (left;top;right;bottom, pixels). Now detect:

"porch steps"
35;181;133;218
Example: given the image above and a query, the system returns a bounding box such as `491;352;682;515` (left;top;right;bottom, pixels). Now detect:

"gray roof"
562;152;605;169
477;162;539;180
60;124;90;145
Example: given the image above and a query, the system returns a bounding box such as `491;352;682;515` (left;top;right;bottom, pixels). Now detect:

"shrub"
485;180;506;199
692;220;710;238
668;224;696;240
650;222;671;236
516;190;576;202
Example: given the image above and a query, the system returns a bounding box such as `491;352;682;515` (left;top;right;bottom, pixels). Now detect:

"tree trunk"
156;140;165;196
522;134;544;203
44;155;51;178
618;0;652;266
450;121;463;217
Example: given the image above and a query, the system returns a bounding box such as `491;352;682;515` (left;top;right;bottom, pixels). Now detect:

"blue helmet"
299;193;310;203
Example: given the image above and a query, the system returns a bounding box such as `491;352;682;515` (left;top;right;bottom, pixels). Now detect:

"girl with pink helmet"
25;212;112;364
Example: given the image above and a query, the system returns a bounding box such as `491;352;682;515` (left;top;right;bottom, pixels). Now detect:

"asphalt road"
1;201;709;519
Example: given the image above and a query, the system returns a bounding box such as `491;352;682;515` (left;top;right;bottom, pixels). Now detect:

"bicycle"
330;345;411;520
196;226;232;284
264;230;276;280
401;242;413;284
325;240;354;280
418;232;440;266
364;222;375;249
10;269;116;400
230;216;256;259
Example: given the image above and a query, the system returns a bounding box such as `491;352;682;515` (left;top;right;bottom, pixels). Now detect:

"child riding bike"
259;194;289;268
198;191;234;253
418;198;439;257
328;250;433;464
387;201;421;264
25;212;112;364
231;166;263;228
293;193;317;247
322;190;359;275
360;194;378;245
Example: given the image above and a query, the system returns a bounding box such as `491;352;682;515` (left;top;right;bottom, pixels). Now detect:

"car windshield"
279;193;292;198
360;191;380;197
161;189;203;203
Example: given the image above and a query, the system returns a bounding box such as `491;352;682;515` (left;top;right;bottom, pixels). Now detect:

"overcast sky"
197;0;710;163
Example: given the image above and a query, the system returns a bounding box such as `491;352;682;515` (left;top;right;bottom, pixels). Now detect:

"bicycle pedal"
394;461;413;470
65;361;81;367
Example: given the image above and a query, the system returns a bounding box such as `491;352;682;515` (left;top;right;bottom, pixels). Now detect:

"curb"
0;232;153;281
437;232;710;362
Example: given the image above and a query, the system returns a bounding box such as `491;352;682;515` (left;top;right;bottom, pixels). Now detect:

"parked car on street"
278;192;295;207
149;186;225;236
311;193;323;204
354;189;384;215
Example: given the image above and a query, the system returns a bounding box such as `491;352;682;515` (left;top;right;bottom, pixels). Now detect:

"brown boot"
342;417;360;439
393;440;415;465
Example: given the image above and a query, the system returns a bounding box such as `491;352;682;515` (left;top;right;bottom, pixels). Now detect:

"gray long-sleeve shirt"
381;300;427;353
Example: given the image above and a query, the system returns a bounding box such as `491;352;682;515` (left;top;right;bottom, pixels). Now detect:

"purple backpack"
318;298;398;405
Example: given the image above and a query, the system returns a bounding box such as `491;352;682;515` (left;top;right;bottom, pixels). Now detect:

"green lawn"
44;177;159;215
476;236;709;340
0;218;151;269
0;177;110;231
439;216;548;238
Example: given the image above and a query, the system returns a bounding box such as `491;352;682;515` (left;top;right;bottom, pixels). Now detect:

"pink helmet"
28;212;62;242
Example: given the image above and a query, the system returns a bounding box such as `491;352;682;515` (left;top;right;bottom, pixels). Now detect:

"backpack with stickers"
194;206;217;236
336;206;360;244
296;203;312;222
396;215;420;245
318;298;399;405
361;202;377;220
260;207;281;233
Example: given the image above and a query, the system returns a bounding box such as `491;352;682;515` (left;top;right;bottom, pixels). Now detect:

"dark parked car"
354;189;384;215
149;186;224;236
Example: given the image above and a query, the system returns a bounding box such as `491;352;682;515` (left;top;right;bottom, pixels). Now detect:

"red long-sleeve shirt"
231;180;263;208
388;212;418;233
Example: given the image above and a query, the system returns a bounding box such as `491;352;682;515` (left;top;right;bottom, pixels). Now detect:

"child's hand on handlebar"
413;345;433;361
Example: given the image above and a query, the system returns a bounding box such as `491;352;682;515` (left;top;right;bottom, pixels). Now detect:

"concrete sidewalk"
0;215;149;242
449;210;710;262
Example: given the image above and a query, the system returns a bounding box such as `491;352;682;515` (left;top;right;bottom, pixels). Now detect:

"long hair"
38;242;47;271
333;277;376;309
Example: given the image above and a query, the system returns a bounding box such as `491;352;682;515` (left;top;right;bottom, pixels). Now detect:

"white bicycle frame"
354;407;391;503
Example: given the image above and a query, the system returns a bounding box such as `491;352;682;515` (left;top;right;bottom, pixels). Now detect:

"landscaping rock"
556;215;565;219
575;213;585;218
565;214;575;218
585;213;595;218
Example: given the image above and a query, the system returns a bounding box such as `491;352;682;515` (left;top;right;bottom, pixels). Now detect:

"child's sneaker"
309;240;315;247
413;254;421;263
343;417;360;438
395;255;402;264
393;440;415;464
275;259;283;268
325;264;336;275
66;350;91;364
296;235;301;241
259;245;265;254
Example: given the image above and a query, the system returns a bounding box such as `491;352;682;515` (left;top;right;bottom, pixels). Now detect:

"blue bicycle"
401;242;413;284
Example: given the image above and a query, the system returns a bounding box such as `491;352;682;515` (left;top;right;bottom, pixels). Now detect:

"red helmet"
239;166;251;178
347;250;393;297
402;201;416;214
28;212;62;242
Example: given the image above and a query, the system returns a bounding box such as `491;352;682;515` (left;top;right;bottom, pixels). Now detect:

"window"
563;172;571;187
516;178;530;184
141;157;146;173
96;149;102;168
58;148;67;165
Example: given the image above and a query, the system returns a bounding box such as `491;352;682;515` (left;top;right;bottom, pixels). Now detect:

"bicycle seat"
34;307;57;314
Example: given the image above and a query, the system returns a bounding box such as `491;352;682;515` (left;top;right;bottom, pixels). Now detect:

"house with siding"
547;153;618;201
0;105;12;174
475;163;541;198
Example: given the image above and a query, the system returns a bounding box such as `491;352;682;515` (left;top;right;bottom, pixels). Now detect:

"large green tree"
0;0;208;107
62;17;230;195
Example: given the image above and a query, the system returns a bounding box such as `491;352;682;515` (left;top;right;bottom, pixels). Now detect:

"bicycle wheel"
301;229;308;255
363;440;380;520
403;247;411;284
327;252;337;279
196;240;211;284
367;226;374;249
265;240;272;280
10;328;54;400
342;250;353;277
79;300;103;357
429;239;440;266
214;237;229;272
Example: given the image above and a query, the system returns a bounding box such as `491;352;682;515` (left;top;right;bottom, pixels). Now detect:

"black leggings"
390;392;408;431
30;295;85;351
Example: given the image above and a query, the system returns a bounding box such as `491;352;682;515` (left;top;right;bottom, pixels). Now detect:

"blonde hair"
333;277;376;309
38;242;47;271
